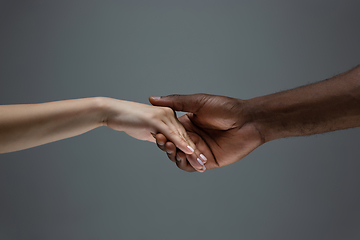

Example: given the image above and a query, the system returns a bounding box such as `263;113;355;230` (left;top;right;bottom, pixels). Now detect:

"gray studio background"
1;1;360;239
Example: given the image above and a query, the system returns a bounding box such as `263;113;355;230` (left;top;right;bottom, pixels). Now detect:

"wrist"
90;97;113;127
243;95;282;143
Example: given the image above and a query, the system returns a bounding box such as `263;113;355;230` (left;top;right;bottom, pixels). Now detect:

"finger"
172;119;208;164
156;127;211;172
160;126;206;172
155;132;198;170
172;123;207;170
155;133;167;151
175;151;186;163
160;135;204;172
194;148;207;164
162;132;205;172
161;114;208;164
156;122;195;155
149;94;208;113
152;106;205;160
186;152;206;172
176;152;196;172
170;126;208;169
165;141;177;163
187;132;217;170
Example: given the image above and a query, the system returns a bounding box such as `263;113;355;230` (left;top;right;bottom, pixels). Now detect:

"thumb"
149;94;206;113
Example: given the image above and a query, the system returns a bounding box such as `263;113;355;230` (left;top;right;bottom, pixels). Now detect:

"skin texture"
0;97;206;171
150;65;360;172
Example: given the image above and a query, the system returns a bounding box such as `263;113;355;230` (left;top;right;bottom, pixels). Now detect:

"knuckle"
168;130;177;136
161;107;174;115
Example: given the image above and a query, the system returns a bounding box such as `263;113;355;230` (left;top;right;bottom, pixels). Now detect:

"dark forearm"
246;65;360;142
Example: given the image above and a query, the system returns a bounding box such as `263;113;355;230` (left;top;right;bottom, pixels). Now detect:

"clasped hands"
147;94;264;172
0;93;262;163
2;66;358;163
0;93;263;171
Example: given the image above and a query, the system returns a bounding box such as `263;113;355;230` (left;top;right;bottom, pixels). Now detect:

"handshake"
0;93;262;173
1;65;360;171
147;94;262;173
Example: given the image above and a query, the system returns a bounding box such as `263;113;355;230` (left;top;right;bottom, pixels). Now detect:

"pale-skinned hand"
104;98;207;172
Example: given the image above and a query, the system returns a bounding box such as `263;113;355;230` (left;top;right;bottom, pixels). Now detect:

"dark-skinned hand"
149;94;264;172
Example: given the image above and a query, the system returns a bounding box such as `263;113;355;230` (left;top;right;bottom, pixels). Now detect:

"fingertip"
175;151;185;163
185;153;206;172
171;136;194;155
195;149;207;164
149;96;162;105
155;133;167;146
150;96;161;100
183;134;197;154
196;158;206;172
186;145;195;154
165;141;176;152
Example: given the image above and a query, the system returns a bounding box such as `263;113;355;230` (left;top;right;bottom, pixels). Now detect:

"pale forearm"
0;97;106;153
247;65;360;142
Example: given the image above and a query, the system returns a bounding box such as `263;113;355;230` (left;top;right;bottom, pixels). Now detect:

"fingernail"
187;146;194;153
151;96;161;100
197;158;206;171
200;154;207;161
176;156;181;162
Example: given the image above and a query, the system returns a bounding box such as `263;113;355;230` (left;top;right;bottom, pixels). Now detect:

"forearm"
246;65;360;142
0;97;106;153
